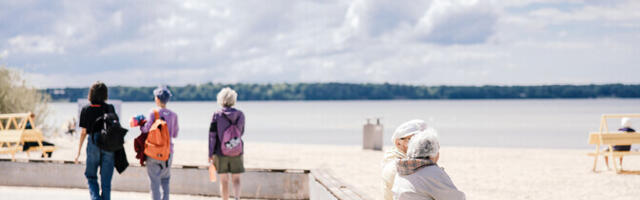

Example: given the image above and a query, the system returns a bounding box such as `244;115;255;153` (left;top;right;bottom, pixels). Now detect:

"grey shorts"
214;155;245;174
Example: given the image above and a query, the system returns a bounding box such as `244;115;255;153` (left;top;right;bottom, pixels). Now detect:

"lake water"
48;99;640;149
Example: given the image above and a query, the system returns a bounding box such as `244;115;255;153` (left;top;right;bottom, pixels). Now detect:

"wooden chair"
588;114;640;173
0;113;56;161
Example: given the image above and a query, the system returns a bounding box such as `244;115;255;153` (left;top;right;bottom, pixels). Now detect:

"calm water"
48;99;640;149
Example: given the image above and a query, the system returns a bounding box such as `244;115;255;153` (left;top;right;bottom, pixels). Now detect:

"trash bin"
363;118;383;150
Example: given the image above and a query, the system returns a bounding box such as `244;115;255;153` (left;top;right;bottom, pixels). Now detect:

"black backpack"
92;105;128;152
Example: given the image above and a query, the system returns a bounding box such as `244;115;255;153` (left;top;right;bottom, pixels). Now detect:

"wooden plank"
602;114;640;119
0;113;31;119
588;133;640;145
21;129;44;142
0;130;23;142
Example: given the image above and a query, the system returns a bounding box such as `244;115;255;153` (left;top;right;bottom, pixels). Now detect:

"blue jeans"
85;135;115;200
147;155;172;200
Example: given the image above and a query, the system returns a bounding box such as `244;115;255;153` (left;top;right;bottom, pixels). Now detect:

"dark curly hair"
88;81;108;104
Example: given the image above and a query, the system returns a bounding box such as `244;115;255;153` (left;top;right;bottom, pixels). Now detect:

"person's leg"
620;157;624;166
84;137;101;200
219;173;230;200
160;156;172;200
231;174;241;200
100;150;115;200
229;155;244;200
147;157;162;200
604;155;610;169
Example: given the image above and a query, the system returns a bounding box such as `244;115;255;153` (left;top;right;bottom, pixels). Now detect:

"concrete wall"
0;159;308;199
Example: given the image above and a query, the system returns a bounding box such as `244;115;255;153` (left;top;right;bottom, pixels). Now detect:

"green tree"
0;66;52;135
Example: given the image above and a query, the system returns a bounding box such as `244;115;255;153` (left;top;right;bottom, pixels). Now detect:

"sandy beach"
3;137;640;200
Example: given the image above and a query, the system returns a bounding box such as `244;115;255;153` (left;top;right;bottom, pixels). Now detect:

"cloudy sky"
1;0;639;88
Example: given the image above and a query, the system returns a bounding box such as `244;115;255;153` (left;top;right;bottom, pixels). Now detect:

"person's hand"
209;155;216;164
74;154;80;164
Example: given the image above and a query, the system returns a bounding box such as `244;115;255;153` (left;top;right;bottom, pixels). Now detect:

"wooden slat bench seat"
588;114;640;173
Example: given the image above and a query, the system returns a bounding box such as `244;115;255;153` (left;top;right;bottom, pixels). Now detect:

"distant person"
66;117;77;135
209;87;245;200
25;112;35;129
139;86;179;200
382;120;426;200
22;112;55;158
604;118;635;169
392;128;465;200
74;81;125;200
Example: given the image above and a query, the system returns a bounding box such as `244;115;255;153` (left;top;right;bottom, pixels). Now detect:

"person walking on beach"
209;87;246;200
392;128;465;200
75;81;126;200
382;120;426;200
604;117;635;169
140;86;179;200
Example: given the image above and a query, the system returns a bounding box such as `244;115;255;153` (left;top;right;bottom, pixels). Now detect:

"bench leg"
610;149;621;173
592;145;600;172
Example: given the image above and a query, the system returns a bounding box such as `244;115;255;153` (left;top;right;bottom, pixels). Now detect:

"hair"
217;87;238;108
88;81;108;104
407;128;440;159
153;86;172;104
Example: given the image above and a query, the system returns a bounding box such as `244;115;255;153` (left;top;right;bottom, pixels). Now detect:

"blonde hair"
217;87;237;107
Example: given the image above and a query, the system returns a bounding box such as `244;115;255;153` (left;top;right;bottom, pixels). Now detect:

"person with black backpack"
209;87;245;200
74;81;128;200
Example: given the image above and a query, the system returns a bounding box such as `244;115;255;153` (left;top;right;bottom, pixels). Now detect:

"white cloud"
1;0;639;88
8;35;65;54
415;0;497;44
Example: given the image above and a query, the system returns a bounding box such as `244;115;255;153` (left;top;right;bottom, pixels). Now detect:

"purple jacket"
209;107;245;157
140;108;179;153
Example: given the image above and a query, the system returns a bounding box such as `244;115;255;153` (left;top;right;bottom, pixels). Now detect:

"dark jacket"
114;149;129;173
134;132;148;166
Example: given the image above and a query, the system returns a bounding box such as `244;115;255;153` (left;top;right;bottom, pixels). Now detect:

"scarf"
396;158;435;175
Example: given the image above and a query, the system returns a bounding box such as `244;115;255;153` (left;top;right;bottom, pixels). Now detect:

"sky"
1;0;639;88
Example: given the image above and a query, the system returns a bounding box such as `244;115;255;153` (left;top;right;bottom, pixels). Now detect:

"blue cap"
154;86;172;103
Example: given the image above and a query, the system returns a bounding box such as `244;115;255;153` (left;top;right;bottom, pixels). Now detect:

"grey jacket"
392;165;465;200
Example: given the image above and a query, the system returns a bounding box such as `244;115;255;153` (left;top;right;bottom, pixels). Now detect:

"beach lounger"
0;113;56;161
588;114;640;173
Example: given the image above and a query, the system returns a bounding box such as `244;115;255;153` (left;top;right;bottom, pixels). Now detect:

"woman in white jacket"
382;120;427;200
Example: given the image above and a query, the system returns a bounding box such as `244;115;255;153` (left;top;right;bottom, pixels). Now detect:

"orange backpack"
144;110;171;161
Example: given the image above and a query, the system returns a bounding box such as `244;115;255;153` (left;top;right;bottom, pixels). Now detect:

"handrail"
0;113;32;118
0;113;35;131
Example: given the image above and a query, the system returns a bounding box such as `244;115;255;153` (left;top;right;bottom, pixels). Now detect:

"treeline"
43;83;640;102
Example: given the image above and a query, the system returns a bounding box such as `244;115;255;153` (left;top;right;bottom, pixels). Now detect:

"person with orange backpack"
140;86;179;200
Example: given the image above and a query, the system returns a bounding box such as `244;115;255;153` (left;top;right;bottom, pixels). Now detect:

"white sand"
4;137;640;200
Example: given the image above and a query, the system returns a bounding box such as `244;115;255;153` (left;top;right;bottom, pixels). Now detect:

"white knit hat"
621;118;632;128
391;119;427;144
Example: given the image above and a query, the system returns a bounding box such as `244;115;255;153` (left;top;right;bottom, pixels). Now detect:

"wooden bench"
0;113;56;161
588;114;640;173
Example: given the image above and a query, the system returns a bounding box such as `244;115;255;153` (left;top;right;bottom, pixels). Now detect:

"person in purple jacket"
209;87;245;200
140;86;179;200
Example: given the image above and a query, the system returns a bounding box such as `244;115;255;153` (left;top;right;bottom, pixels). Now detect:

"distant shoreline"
47;97;640;103
42;83;640;102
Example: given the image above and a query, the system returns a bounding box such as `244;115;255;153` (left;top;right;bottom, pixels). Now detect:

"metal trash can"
363;118;383;150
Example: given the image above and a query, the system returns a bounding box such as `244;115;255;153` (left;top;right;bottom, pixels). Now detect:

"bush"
0;66;52;135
